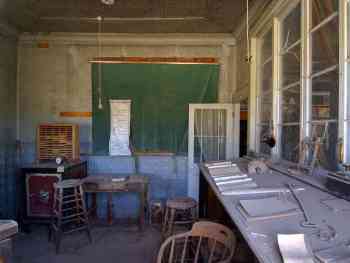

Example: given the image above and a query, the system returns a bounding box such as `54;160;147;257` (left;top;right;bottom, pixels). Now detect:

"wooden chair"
157;221;236;263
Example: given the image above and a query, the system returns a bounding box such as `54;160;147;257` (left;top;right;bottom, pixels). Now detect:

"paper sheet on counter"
277;234;314;263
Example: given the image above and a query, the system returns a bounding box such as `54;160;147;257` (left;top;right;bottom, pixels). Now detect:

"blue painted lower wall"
0;143;18;218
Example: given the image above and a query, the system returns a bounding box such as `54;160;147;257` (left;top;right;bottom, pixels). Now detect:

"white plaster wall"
17;33;236;158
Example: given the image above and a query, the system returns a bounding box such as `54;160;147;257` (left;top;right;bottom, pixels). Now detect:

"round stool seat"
54;179;82;189
166;197;197;210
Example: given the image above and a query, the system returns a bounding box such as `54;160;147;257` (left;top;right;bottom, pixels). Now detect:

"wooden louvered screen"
37;123;80;161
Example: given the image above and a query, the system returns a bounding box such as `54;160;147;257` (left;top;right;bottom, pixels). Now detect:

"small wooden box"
37;123;80;161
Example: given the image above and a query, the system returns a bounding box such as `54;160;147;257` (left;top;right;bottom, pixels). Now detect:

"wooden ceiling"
0;0;263;33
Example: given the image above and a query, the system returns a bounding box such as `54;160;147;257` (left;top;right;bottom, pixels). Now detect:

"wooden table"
83;174;149;230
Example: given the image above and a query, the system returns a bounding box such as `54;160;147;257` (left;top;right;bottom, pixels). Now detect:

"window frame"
256;26;274;156
250;0;347;169
277;1;302;162
340;0;349;163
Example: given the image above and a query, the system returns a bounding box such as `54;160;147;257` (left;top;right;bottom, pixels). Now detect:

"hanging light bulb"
97;16;103;110
101;0;114;5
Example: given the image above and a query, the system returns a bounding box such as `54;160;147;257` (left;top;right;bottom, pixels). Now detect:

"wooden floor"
10;223;256;263
12;224;161;263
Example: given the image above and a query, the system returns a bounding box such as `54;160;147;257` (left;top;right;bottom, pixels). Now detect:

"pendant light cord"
97;16;103;110
246;0;251;63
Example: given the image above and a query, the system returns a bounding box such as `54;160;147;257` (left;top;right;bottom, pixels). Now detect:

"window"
310;0;339;170
250;0;344;171
345;0;350;163
280;3;301;162
258;29;273;155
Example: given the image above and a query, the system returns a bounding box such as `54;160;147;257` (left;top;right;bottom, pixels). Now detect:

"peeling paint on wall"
0;36;18;218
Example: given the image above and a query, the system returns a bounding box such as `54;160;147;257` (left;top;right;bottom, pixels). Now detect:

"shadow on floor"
12;225;162;263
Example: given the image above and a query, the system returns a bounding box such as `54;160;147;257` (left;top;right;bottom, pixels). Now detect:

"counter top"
200;159;350;263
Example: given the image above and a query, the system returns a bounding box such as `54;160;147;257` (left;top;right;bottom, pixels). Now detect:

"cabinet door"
26;173;61;217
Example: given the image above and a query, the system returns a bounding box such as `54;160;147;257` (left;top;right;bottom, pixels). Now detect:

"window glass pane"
310;122;338;171
279;3;301;163
281;124;300;162
281;3;301;48
311;70;339;121
348;67;350;120
259;125;272;155
260;92;273;123
194;109;227;163
258;29;273;156
261;60;273;93
282;85;301;123
281;45;301;87
311;17;339;73
261;30;273;63
312;0;338;28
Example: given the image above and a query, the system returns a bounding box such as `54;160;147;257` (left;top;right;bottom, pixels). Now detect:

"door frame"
187;103;240;199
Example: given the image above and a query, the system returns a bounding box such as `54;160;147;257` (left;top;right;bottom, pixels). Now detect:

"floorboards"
12;225;161;263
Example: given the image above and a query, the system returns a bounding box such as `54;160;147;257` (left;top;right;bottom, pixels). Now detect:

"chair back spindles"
168;239;176;263
193;236;203;263
180;235;189;263
157;221;236;263
208;239;217;263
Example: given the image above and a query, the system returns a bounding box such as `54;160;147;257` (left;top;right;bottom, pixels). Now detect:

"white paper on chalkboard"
109;99;132;156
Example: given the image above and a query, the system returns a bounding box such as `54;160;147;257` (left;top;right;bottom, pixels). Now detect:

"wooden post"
139;191;144;231
91;193;98;220
107;193;113;225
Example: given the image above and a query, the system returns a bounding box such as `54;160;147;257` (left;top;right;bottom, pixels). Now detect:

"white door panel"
188;103;240;199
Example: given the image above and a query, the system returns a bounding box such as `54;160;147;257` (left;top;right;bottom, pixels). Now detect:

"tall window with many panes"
251;0;344;171
258;30;273;155
310;0;339;170
280;3;301;163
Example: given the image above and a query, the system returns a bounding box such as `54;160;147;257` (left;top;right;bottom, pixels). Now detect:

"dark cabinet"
19;161;87;226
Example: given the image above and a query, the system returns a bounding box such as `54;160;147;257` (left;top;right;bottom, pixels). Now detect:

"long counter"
199;159;350;263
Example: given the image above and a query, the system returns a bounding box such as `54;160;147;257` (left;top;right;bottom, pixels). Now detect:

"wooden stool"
50;179;92;253
149;200;164;226
162;197;198;238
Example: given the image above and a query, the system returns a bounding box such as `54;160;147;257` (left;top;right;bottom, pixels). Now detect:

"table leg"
107;193;113;225
139;192;145;231
0;256;5;263
91;193;98;221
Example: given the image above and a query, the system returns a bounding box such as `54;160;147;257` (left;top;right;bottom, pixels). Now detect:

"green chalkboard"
92;63;219;155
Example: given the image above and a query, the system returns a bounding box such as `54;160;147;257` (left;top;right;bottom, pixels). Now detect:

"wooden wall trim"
60;112;92;118
89;57;219;64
